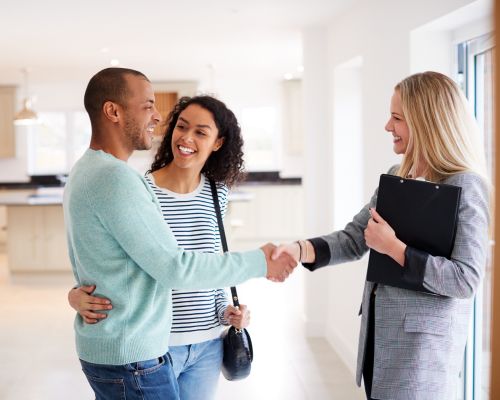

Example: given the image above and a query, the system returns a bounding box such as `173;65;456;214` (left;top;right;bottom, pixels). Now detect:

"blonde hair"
395;71;488;183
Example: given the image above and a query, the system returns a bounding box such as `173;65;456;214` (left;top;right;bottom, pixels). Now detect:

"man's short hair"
84;67;149;124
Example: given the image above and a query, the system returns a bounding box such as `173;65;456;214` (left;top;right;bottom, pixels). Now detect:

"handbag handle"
209;179;240;308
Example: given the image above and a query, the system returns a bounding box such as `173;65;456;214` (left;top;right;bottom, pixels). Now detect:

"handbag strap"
209;179;240;308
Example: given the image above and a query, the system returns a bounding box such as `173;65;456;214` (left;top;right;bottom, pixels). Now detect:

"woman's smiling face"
385;90;410;155
171;104;223;171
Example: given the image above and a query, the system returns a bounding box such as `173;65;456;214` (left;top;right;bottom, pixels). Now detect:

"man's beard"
124;116;150;151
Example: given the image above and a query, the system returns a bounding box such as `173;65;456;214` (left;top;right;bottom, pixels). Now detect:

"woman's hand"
224;304;250;330
68;285;113;324
364;208;406;266
272;240;316;264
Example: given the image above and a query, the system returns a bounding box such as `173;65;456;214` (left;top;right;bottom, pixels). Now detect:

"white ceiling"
0;0;353;85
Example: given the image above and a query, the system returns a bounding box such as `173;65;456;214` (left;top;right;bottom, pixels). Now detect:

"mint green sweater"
63;149;266;365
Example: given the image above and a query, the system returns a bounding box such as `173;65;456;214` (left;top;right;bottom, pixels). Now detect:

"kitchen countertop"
0;188;64;206
0;173;301;206
0;172;301;190
0;187;256;206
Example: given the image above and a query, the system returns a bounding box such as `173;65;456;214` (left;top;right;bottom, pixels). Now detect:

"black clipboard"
366;174;461;292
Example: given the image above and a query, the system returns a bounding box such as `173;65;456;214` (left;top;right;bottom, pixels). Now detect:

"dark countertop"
0;172;302;205
240;171;301;185
0;175;66;190
0;172;301;191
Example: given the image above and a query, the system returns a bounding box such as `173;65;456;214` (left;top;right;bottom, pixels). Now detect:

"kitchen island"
0;175;304;273
0;188;70;272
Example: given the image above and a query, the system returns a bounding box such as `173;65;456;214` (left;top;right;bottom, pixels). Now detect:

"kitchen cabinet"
1;183;303;271
225;184;304;251
153;91;178;137
0;206;6;251
0;86;16;158
6;205;71;272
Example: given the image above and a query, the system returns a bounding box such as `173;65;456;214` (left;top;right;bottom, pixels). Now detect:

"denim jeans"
80;352;179;400
169;338;223;400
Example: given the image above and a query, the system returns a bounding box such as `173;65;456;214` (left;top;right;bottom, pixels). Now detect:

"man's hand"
260;243;298;282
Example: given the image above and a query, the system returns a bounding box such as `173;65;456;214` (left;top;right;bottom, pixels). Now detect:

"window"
29;111;91;175
240;106;279;171
456;32;494;400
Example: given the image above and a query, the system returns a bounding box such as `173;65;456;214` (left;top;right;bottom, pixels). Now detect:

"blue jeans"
80;353;179;400
169;338;223;400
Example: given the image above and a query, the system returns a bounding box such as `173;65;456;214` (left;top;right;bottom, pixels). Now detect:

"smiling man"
63;68;296;399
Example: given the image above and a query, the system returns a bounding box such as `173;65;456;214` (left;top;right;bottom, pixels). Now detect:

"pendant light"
14;68;38;125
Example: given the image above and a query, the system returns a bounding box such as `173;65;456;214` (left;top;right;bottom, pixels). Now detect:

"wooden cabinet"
6;205;71;271
153;91;178;137
0;86;16;158
225;185;304;251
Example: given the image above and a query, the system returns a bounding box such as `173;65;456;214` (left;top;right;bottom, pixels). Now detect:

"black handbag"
210;180;253;381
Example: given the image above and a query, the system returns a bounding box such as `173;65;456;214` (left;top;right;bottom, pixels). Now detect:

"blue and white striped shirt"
145;173;230;346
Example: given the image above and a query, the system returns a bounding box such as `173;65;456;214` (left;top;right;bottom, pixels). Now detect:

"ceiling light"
14;68;38;126
110;59;120;66
284;73;293;80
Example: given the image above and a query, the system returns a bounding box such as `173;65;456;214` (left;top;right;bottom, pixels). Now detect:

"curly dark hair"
148;95;245;187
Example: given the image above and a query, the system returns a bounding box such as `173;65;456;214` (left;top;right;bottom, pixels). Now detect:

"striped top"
145;173;230;346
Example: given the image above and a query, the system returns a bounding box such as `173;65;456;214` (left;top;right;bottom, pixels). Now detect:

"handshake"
260;242;305;283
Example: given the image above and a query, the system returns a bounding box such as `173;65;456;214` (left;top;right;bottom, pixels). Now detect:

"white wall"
301;0;492;375
302;26;333;336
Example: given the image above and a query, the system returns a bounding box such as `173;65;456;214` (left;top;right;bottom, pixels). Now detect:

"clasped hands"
260;243;299;282
267;207;406;277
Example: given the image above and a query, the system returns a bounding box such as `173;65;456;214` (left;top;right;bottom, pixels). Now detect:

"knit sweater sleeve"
88;165;266;289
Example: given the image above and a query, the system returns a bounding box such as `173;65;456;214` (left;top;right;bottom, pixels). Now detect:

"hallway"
0;255;365;399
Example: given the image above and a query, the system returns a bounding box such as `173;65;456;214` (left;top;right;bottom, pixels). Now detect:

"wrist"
389;238;406;267
295;241;302;262
299;240;315;263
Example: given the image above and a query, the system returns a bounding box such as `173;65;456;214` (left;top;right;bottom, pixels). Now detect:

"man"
63;67;296;399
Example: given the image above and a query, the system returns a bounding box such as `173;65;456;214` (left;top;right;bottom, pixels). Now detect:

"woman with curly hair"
69;95;251;400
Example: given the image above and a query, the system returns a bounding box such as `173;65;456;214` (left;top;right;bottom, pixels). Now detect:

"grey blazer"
304;167;490;400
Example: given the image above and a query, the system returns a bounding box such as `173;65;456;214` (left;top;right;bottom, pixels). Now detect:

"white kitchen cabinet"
0;86;16;158
225;184;304;251
0;206;6;251
6;205;71;271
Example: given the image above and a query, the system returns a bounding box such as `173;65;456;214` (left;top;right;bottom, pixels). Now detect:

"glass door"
456;32;494;400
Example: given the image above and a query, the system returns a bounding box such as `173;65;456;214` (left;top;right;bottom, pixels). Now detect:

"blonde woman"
274;71;490;400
